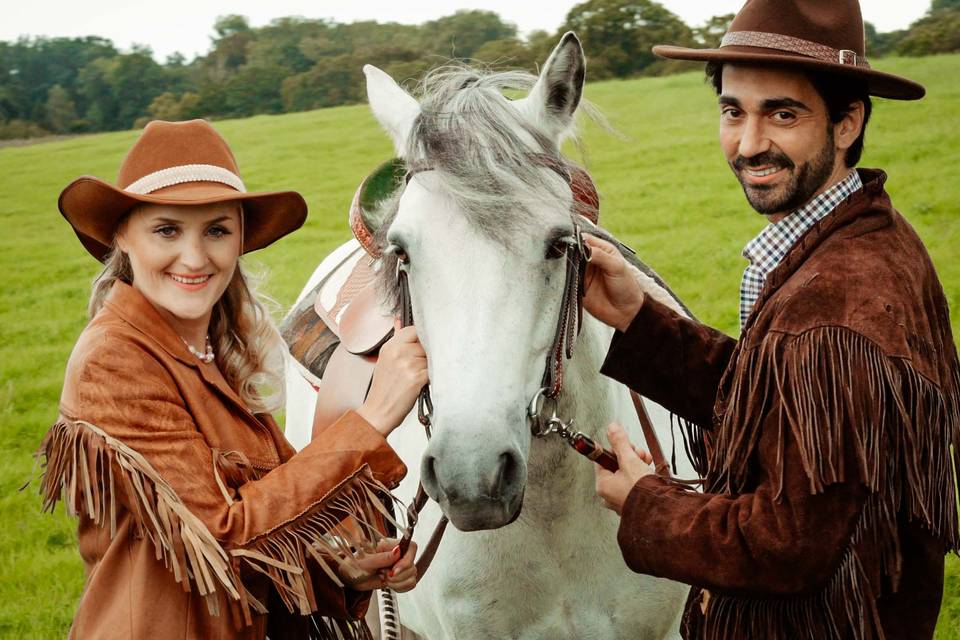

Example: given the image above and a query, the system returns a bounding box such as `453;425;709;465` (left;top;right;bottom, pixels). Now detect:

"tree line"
2;0;958;140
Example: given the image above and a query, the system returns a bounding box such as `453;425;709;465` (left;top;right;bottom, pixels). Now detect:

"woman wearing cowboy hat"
587;0;958;638
38;119;426;639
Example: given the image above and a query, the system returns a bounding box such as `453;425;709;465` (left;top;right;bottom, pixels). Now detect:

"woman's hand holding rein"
357;323;429;437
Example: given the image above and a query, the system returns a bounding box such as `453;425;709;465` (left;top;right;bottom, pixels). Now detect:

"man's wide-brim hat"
653;0;924;101
59;119;308;261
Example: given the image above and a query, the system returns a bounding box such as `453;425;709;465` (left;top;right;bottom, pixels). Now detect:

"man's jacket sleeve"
600;296;737;429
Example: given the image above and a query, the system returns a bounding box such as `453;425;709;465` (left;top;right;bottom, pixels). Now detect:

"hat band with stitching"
720;31;871;68
124;163;247;195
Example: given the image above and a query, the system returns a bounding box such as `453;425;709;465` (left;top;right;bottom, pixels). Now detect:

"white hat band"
124;163;247;195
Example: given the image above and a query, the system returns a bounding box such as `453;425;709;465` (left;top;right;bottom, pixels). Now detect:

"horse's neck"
523;316;616;519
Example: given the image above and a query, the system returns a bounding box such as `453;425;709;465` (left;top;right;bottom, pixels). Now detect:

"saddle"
280;156;692;446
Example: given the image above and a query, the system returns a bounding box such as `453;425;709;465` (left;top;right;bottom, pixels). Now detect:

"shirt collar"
103;280;264;418
103;280;201;367
743;170;863;265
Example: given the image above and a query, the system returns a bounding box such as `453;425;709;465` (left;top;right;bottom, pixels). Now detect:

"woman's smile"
167;272;215;291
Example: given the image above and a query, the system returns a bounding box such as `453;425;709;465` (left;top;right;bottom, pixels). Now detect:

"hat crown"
116;120;241;189
728;0;865;57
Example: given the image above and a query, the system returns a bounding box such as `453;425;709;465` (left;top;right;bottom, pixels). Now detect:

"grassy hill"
1;53;958;637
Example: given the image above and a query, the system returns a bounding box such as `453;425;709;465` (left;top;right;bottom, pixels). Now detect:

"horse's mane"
375;63;583;308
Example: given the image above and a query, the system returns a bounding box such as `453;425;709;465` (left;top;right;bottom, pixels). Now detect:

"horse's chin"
442;490;524;532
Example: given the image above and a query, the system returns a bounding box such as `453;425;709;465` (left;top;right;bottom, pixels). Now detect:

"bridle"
378;153;674;578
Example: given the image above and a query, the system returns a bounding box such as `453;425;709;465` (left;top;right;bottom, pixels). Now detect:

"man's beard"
732;127;837;216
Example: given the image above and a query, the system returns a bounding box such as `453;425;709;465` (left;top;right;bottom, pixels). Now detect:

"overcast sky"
1;1;931;62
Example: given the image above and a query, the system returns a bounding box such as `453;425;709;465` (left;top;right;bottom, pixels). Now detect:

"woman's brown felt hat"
59;119;308;261
653;0;925;101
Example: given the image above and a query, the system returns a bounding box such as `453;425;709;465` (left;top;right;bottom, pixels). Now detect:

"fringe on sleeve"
38;418;402;639
695;326;960;640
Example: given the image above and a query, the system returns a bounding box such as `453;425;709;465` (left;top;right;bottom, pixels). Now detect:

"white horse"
284;33;696;639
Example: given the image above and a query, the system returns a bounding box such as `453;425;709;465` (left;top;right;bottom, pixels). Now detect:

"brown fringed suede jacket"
38;281;407;639
601;169;960;639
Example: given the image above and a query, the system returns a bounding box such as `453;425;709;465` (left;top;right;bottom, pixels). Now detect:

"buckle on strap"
838;49;858;65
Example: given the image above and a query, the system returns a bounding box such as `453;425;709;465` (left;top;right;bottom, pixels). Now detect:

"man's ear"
835;100;865;153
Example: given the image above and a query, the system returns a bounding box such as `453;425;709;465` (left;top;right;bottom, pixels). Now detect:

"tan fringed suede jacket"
601;169;960;639
38;281;407;640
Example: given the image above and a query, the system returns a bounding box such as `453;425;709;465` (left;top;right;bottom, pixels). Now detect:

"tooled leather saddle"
280;157;691;443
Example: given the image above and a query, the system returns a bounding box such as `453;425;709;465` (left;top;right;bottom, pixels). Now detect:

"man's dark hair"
705;62;873;167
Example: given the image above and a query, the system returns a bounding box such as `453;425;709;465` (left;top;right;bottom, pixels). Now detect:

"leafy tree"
214;15;251;39
78;57;120;129
0;118;49;140
864;22;907;57
204;15;255;80
45;84;77;132
562;0;695;78
145;91;201;121
472;38;536;69
897;9;960;55
110;48;168;127
526;30;560;68
932;0;960;10
420;10;517;59
695;14;734;48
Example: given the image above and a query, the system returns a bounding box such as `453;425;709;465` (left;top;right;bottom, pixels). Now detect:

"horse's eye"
387;244;410;264
545;237;571;260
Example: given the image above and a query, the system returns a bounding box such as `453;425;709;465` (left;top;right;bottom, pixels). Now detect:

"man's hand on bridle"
582;235;645;333
594;422;655;515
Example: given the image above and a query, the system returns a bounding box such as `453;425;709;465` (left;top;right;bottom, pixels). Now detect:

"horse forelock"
375;63;584;310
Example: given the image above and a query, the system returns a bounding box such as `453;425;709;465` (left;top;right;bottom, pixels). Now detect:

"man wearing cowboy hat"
585;0;960;638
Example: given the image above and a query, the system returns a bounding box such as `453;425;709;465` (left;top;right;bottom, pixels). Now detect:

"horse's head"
364;34;592;531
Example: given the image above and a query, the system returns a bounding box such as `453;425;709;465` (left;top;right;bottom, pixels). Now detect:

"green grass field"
1;54;958;637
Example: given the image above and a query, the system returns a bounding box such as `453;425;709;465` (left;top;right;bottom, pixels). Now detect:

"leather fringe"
712;327;959;548
37;418;400;639
701;495;890;640
692;326;960;639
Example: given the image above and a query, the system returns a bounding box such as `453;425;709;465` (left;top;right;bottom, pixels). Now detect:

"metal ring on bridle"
527;386;560;437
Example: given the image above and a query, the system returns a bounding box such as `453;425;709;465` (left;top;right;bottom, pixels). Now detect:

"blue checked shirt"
739;171;863;329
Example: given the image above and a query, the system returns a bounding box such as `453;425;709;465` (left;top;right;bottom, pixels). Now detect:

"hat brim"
59;176;307;262
652;44;925;101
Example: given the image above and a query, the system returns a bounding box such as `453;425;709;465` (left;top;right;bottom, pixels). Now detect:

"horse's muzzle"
420;444;526;531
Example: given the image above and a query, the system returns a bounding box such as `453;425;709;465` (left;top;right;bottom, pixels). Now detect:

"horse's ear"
521;32;585;140
364;64;421;156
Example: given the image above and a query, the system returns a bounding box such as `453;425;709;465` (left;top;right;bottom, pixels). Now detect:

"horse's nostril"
422;454;437;487
421;454;447;501
489;450;521;499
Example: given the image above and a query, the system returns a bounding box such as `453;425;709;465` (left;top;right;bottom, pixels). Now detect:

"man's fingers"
583;234;619;256
633;445;654;465
583;235;624;274
606;422;636;461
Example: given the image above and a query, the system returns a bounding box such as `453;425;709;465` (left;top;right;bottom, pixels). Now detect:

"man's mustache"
732;152;796;171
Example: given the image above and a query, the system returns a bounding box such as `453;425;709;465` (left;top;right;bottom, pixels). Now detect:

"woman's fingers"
354;544;401;574
385;566;418;592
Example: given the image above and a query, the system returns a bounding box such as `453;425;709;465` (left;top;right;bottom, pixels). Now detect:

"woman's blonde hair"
88;217;285;414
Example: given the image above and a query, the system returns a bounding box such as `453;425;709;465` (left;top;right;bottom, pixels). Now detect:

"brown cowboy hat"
653;0;924;101
59;119;308;261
